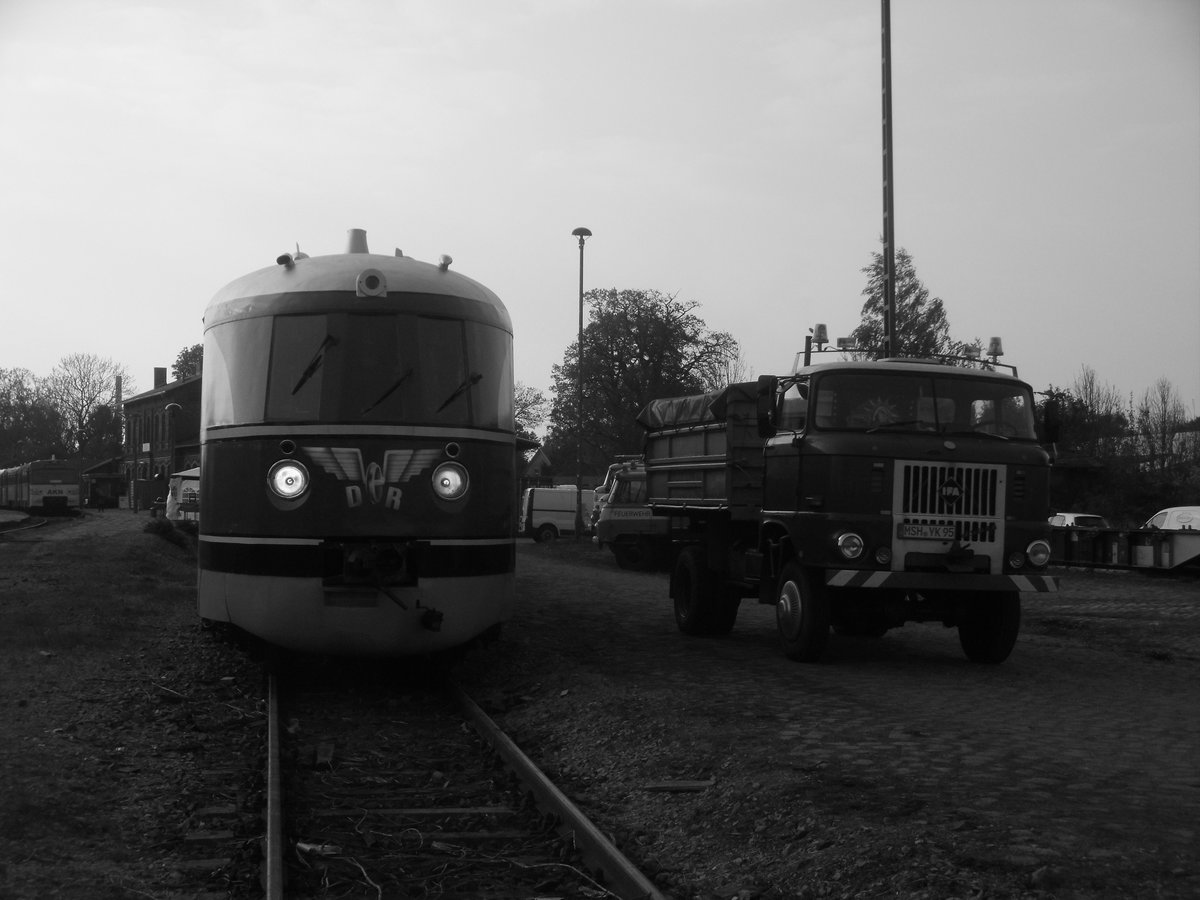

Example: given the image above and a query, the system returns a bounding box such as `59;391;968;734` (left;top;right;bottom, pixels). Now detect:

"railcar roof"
205;250;510;328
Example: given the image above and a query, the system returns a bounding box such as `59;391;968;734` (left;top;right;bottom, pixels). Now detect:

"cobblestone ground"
457;543;1200;898
10;513;1192;896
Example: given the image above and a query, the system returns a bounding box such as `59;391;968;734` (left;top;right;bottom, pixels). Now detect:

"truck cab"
593;463;673;569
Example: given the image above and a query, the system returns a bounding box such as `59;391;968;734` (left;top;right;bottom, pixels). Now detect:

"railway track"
265;654;663;900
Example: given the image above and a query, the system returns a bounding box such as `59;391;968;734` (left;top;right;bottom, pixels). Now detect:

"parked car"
1048;512;1111;529
1141;506;1200;531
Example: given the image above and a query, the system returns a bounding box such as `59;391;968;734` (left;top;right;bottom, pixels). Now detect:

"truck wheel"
671;547;722;635
709;590;741;635
958;592;1021;663
534;524;558;543
775;561;830;662
613;542;647;570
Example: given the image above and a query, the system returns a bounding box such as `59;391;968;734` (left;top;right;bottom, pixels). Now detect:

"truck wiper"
941;428;1010;441
291;334;338;395
437;372;482;412
865;419;927;434
361;367;414;414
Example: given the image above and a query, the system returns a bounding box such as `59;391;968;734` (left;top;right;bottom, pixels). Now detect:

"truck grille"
897;461;1004;544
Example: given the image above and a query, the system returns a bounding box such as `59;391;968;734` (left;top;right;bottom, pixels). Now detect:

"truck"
518;485;594;542
638;357;1059;663
592;459;676;569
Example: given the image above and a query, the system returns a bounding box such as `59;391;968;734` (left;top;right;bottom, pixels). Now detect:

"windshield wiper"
361;367;414;415
941;428;1010;441
865;419;927;434
437;372;482;413
291;334;338;395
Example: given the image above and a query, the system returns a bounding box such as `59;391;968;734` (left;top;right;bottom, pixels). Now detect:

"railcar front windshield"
806;370;1037;440
204;311;513;429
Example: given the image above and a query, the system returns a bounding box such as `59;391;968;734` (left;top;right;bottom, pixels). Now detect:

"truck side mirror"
756;375;779;438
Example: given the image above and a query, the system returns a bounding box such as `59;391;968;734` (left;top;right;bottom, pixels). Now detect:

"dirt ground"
1;510;1197;899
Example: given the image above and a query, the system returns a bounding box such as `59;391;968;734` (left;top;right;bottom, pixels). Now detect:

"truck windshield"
810;371;1036;440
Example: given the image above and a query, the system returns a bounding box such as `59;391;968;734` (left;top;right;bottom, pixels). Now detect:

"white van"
1142;506;1200;531
519;486;594;542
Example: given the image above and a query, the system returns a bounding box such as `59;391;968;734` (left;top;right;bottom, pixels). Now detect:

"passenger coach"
198;228;516;655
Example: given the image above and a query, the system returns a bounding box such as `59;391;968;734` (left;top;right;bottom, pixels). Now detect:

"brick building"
122;367;201;511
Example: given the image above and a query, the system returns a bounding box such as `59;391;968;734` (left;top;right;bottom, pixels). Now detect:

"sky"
1;0;1197;418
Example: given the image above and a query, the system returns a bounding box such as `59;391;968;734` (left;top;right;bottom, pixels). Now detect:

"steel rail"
451;681;666;900
264;670;284;900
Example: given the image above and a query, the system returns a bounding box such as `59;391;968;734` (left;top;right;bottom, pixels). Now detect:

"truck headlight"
1025;539;1051;568
837;532;865;560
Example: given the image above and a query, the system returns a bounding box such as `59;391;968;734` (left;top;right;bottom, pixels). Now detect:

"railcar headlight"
1025;539;1052;568
432;462;469;501
268;460;309;499
837;532;865;560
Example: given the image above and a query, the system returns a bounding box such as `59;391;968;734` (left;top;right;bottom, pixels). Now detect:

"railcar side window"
203;319;272;427
467;320;514;429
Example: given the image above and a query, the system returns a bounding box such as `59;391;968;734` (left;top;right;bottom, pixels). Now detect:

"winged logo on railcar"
302;447;441;509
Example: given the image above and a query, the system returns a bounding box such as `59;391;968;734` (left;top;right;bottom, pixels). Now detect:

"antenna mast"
881;0;897;358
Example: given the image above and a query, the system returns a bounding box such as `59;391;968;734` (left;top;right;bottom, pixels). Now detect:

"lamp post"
571;227;591;540
165;403;182;475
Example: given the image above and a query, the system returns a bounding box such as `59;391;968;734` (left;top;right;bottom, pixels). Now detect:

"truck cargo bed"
638;383;764;520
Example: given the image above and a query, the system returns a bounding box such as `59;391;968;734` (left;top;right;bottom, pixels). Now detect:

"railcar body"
198;229;516;656
0;459;82;512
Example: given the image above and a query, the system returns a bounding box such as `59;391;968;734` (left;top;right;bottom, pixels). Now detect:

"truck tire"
775;561;830;662
534;523;558;543
670;547;738;635
613;541;648;570
958;591;1020;664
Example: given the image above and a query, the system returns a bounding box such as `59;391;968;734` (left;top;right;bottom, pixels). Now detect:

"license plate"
899;523;957;540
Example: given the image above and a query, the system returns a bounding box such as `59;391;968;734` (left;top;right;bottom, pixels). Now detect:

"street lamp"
571;227;591;540
165;403;182;475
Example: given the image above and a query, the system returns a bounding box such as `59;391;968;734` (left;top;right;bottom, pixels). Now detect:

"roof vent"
346;228;369;254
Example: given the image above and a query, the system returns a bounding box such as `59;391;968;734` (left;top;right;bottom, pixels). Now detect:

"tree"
0;367;67;463
543;288;740;473
173;344;203;380
850;246;976;360
514;381;549;442
1136;377;1192;481
1053;366;1133;460
79;403;124;462
41;354;129;456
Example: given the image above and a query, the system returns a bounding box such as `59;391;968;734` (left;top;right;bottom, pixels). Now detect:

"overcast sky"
1;0;1197;417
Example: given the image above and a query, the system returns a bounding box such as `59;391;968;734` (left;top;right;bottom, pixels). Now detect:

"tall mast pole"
881;0;897;358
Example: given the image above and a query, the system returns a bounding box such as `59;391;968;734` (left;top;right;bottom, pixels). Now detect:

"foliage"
41;354;129;459
0;368;68;464
1038;367;1200;525
172;344;203;380
542;289;740;473
850;247;978;360
143;515;196;552
515;382;549;442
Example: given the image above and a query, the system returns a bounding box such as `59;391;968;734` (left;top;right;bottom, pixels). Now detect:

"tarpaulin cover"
636;382;758;430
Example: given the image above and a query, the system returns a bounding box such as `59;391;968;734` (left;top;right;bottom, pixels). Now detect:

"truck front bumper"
826;570;1059;593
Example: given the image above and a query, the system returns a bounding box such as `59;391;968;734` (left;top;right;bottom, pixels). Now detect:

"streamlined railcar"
198;228;516;655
